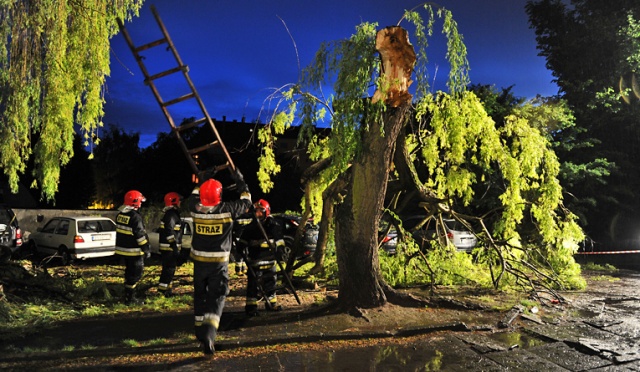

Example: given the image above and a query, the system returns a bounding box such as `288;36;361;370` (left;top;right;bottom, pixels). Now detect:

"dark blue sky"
104;0;557;148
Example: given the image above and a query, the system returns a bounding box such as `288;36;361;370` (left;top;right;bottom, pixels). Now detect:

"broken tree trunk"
334;26;417;310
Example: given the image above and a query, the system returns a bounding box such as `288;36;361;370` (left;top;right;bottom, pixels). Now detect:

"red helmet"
124;190;146;209
164;192;182;207
200;179;223;207
254;199;271;218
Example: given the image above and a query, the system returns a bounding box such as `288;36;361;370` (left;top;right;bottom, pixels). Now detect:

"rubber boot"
125;288;143;305
196;323;215;355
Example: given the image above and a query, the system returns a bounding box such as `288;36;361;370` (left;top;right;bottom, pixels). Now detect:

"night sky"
104;0;557;148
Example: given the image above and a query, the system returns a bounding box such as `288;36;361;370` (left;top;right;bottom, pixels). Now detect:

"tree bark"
335;104;412;309
334;25;416;310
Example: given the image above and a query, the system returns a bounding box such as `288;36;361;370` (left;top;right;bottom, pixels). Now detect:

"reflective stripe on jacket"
187;187;251;263
115;208;149;257
159;208;182;252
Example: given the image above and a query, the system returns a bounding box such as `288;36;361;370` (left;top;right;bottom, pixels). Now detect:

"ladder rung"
188;141;220;155
162;93;196;107
214;162;231;172
177;117;207;132
135;38;168;52
145;66;186;82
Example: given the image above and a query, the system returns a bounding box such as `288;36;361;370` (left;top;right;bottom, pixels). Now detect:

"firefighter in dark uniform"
186;170;251;355
115;190;151;305
158;192;183;297
237;199;286;316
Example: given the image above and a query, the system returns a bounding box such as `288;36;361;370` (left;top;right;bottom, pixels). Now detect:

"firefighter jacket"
115;206;150;257
159;207;182;254
237;216;285;262
186;182;251;264
233;212;254;248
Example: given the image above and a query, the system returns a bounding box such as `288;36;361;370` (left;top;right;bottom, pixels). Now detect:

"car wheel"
58;247;74;266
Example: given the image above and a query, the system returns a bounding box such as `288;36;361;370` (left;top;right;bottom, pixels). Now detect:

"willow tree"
259;5;584;311
0;0;143;202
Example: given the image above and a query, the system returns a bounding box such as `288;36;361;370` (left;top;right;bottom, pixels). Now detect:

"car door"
52;219;71;250
35;218;61;254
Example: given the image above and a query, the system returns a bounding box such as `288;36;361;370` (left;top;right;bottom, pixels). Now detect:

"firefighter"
115;190;151;305
157;192;183;297
185;169;251;355
237;199;285;316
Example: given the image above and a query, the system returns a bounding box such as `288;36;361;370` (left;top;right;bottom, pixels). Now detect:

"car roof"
50;216;113;221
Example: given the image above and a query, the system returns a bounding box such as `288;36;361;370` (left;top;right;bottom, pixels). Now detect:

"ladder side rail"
150;5;236;173
118;19;201;176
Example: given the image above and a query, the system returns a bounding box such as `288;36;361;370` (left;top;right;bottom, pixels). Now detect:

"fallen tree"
257;4;585;312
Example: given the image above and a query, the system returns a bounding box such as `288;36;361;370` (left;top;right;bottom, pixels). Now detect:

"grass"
581;262;619;273
0;258;194;335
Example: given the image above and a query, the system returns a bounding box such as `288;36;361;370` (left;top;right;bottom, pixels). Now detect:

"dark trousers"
123;255;144;289
159;250;178;290
246;260;277;309
193;261;229;345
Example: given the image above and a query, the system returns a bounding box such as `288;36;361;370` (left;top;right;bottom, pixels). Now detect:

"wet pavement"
2;269;640;371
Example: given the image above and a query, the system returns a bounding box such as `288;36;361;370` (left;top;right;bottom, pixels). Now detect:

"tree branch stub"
372;26;417;107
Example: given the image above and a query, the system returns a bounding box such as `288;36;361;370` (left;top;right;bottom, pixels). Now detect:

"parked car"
378;218;398;255
0;204;23;262
28;216;117;265
272;214;319;262
404;215;478;253
148;217;193;254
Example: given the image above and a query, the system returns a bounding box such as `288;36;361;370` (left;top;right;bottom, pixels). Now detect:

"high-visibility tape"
576;250;640;255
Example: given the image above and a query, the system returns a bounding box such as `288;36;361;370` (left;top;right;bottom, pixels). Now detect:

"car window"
97;219;116;232
56;220;70;235
444;219;468;231
78;219;115;233
0;209;15;225
78;220;99;233
42;219;59;233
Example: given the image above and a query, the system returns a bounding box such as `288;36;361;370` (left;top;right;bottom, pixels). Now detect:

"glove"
143;244;151;259
171;243;180;257
177;249;189;266
231;168;244;183
144;251;151;260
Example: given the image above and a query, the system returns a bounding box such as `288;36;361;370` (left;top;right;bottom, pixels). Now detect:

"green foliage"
527;0;640;241
255;4;585;293
379;242;494;288
0;0;143;201
122;339;141;347
581;261;619;273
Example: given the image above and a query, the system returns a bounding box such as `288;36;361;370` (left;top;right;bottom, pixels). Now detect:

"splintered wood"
372;26;416;107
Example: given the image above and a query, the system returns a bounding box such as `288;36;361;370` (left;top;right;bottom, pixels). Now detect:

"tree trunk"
335;105;412;309
335;26;416;310
334;26;416;310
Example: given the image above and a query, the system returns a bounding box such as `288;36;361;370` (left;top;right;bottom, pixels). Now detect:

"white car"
148;217;193;254
29;216;117;265
405;216;478;253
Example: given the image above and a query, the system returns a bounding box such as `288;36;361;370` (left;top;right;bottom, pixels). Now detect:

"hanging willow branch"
0;0;143;201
